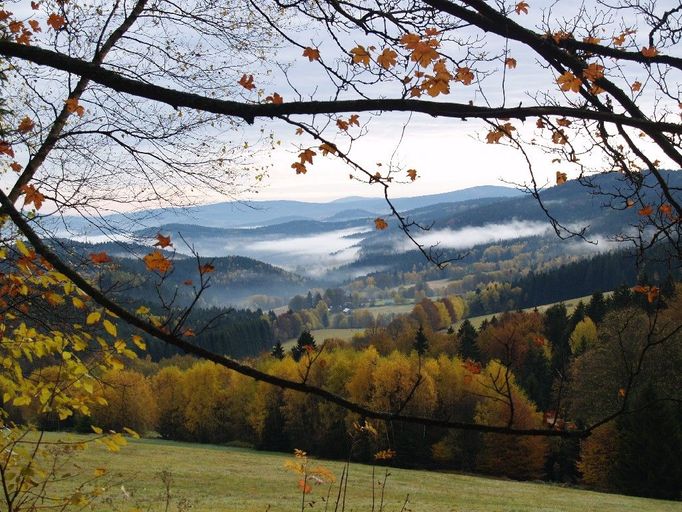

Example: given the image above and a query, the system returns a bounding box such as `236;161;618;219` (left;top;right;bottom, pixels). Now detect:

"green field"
283;328;367;347
39;434;681;512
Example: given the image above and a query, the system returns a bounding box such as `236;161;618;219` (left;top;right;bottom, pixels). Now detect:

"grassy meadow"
41;433;682;512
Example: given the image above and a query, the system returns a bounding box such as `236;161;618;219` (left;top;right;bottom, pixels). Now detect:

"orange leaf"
425;28;440;36
0;141;14;158
28;19;41;32
536;118;545;129
21;184;44;210
374;218;388;230
9;20;23;33
552;129;568;144
0;10;12;21
377;48;398;69
319;142;337;156
583;36;602;45
557;117;572;127
349;114;360;127
31;2;40;11
238;74;255;91
515;1;529;14
638;205;653;216
183;279;193;286
631;80;642;92
399;33;421;50
659;203;673;217
302;47;320;62
407;169;417;181
10;161;22;172
265;92;283;104
336;118;349;131
143;251;172;273
291;162;307;174
154;233;172;248
295;127;303;136
46;13;65;30
556;171;568;185
299;148;316;165
199;263;215;275
582;63;604;81
350;45;371;66
640;46;658;58
618;388;626;398
65;98;85;117
455;67;474;85
89;252;112;264
557;71;582;92
504;57;517;69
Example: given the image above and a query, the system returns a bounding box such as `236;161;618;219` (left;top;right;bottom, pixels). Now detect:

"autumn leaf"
199;263;215;274
659;203;673;217
9;20;23;33
640;46;658;58
536;118;546;129
10;162;22;172
238;74;255;91
302;47;320;61
86;311;101;325
374;218;388;230
295;127;303;135
556;171;568;185
291;162;307;174
336;118;349;131
0;141;15;157
410;40;439;67
377;48;398;69
552;129;568;144
582;63;604;82
103;319;117;337
557;71;582;92
504;57;517;69
631;80;642;92
17;116;35;134
583;36;601;44
486;129;505;144
28;19;41;32
515;1;529;14
299;148;316;165
350;45;371;66
46;13;65;30
143;250;172;273
399;33;421;50
21;184;44;210
89;252;112;264
638;205;653;216
319;142;337;156
154;233;172;248
65;98;85;117
0;10;11;21
183;279;193;286
265;93;283;104
349;114;360;127
557;117;572;127
407;169;417;181
455;67;474;85
618;388;626;398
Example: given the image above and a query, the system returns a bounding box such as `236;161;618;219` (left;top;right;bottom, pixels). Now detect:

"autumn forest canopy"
0;0;682;510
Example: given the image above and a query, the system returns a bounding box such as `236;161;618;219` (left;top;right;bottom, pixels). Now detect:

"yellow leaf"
16;239;31;257
103;319;117;337
86;311;101;325
374;218;388;230
94;468;107;477
557;71;582;92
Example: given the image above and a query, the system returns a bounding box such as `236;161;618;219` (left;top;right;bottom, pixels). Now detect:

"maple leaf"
28;19;41;32
515;1;529;14
557;118;572;127
552;129;568;144
46;13;65;30
302;47;320;61
299;148;316;165
154;233;172;248
557;71;582;92
291;162;307;174
238;74;255;91
199;263;215;275
377;48;398;69
21;184;44;210
399;33;421;50
374;218;388;230
31;2;40;10
143;250;172;273
10;162;22;172
184;279;193;286
640;46;658;58
350;45;371;66
295;127;303;135
410;40;439;67
631;80;642;92
455;67;474;85
65;98;85;117
265;93;283;104
425;28;440;36
582;63;604;81
407;169;417;181
319;142;337;156
583;36;602;44
638;205;653;216
486;129;505;144
659;203;673;217
348;114;360;127
89;252;112;264
0;10;11;21
556;171;568;185
504;57;517;69
536;118;546;128
336;119;349;131
8;20;23;33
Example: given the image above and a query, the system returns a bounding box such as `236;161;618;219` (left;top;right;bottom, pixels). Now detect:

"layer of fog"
396;220;554;251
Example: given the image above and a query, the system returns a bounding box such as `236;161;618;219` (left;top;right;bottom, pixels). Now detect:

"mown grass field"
283;328;367;348
41;433;681;512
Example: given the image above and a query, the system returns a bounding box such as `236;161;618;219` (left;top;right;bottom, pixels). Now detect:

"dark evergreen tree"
544;303;571;372
586;292;607;323
457;319;480;361
413;325;429;356
271;341;285;360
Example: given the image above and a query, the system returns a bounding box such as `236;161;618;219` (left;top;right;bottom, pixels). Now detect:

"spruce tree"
413;325;429;356
271;341;285;360
457;319;480;361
